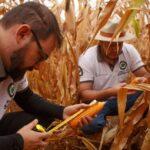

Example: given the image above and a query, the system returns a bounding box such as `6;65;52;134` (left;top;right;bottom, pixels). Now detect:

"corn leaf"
141;129;150;150
87;0;118;48
111;0;145;41
117;87;127;128
111;102;148;150
78;136;97;150
132;18;141;38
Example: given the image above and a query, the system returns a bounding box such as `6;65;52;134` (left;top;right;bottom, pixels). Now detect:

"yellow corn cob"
69;101;105;128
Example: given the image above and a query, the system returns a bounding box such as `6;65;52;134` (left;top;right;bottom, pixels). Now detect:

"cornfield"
2;0;150;149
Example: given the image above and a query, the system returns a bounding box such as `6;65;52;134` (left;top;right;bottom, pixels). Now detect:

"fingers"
63;103;90;120
75;103;89;111
127;90;136;95
32;141;48;150
139;77;148;83
78;116;93;128
35;133;49;149
38;141;49;148
78;120;84;128
86;116;93;123
132;77;148;84
40;132;51;139
81;117;89;125
121;82;127;87
25;119;38;130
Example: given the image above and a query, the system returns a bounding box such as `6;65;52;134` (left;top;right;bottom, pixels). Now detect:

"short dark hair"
0;2;63;48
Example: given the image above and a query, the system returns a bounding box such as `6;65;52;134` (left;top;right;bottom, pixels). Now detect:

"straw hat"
95;16;135;42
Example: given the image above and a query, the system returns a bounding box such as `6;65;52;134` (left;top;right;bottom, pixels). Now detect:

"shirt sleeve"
14;87;64;120
78;54;94;83
15;75;29;92
0;133;23;150
127;44;144;72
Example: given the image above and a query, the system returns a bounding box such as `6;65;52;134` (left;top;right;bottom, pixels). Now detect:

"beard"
6;44;33;80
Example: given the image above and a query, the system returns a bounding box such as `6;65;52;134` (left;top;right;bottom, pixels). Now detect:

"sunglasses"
31;30;49;61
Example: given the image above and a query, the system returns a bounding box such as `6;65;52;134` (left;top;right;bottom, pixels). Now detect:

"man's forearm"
14;87;64;120
80;88;116;102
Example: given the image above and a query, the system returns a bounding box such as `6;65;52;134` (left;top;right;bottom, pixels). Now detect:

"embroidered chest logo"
8;83;16;97
119;61;127;70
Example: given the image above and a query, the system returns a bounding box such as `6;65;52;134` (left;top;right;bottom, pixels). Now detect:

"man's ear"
16;24;32;46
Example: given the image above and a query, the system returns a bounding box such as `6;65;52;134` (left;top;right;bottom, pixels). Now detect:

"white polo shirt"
0;58;28;119
79;43;144;90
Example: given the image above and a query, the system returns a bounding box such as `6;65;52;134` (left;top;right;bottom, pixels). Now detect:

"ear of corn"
69;102;105;128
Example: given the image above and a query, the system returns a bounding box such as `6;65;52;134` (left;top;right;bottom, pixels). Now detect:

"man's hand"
110;83;127;96
17;119;49;150
131;77;148;84
63;104;93;128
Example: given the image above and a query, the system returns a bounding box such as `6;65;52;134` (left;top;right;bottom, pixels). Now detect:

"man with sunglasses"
0;2;92;150
79;17;149;134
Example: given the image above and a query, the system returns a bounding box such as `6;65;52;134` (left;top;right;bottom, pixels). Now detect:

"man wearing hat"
78;17;149;134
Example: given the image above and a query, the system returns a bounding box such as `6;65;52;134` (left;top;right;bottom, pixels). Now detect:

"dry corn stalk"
111;102;148;150
117;87;128;128
118;82;150;128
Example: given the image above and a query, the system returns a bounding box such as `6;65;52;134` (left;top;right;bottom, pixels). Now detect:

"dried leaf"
0;6;7;15
87;0;118;48
117;88;128;128
111;0;145;41
103;126;118;145
76;5;91;53
78;136;97;150
141;129;150;150
111;102;148;150
64;0;75;35
132;18;141;38
99;127;108;150
111;9;133;42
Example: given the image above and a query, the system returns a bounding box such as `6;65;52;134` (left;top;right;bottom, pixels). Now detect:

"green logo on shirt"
119;61;127;70
8;83;16;97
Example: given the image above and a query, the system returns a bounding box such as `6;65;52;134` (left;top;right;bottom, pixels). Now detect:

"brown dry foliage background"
1;0;150;149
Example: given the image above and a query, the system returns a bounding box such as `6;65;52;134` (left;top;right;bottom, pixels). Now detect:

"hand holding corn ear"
63;103;93;128
131;77;148;84
36;101;106;134
69;101;105;128
18;119;49;150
